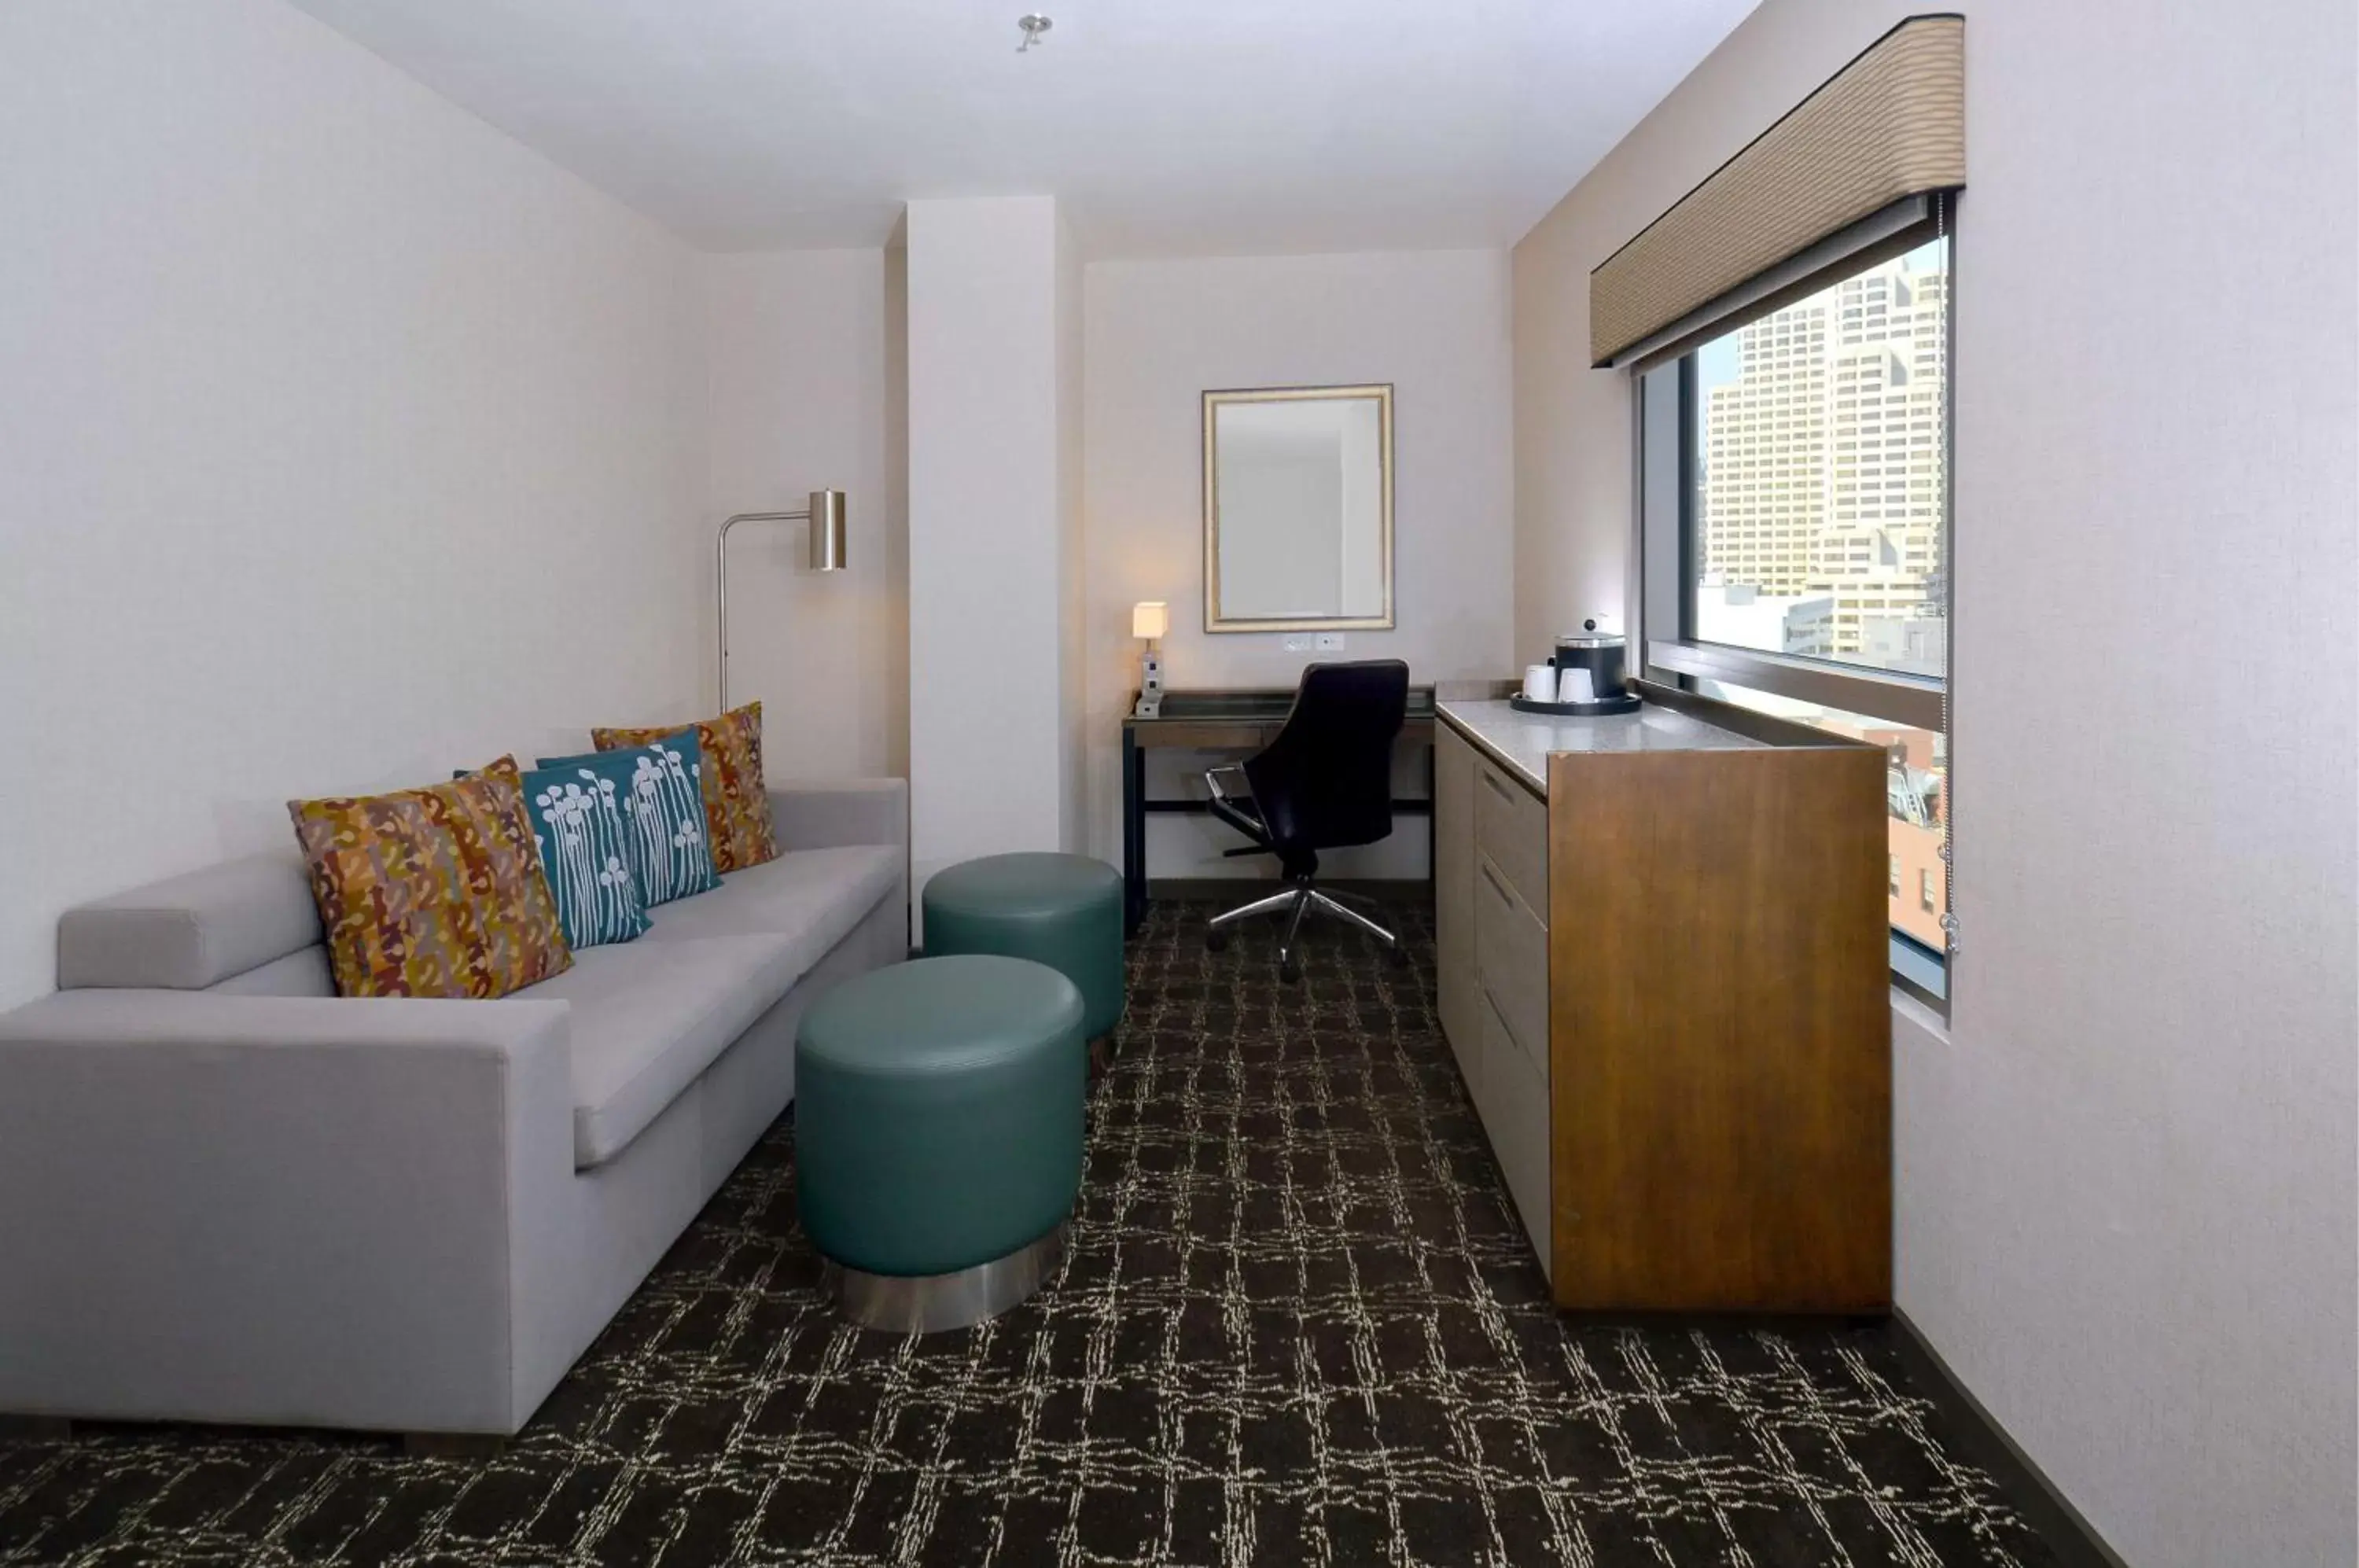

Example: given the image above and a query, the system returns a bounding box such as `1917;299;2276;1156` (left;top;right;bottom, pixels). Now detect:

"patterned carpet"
0;900;2060;1567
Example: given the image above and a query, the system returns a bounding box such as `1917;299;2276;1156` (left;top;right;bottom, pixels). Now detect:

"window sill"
1891;986;1949;1043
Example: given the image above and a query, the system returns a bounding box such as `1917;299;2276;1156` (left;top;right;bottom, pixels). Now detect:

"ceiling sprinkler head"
1017;13;1052;52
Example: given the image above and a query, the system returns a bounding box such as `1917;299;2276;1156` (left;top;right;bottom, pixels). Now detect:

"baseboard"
1884;1309;2129;1567
1146;877;1430;904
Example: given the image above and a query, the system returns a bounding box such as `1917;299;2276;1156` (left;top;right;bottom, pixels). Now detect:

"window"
1637;219;1952;1009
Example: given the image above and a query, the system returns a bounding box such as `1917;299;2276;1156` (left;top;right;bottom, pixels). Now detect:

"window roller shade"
1589;13;1964;368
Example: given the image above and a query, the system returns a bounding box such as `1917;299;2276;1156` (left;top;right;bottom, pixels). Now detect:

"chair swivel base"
821;1223;1068;1334
1204;881;1408;981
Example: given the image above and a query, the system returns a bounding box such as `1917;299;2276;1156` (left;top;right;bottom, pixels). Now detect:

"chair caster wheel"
1205;929;1229;953
1279;959;1302;984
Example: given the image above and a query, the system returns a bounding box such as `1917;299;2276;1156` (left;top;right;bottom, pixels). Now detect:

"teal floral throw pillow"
538;735;719;907
517;761;652;949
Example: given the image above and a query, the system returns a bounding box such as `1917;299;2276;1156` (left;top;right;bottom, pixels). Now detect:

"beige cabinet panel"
1481;989;1553;1281
1474;759;1548;925
1474;852;1549;1083
1432;724;1481;1095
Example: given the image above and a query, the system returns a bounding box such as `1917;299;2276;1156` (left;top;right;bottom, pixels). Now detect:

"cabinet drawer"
1474;757;1548;924
1474;852;1549;1081
1481;989;1553;1281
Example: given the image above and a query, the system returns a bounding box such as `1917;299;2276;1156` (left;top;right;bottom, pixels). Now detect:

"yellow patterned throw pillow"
288;756;572;999
592;701;779;874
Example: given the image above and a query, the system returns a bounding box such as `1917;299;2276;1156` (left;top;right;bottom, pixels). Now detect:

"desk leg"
1122;727;1147;937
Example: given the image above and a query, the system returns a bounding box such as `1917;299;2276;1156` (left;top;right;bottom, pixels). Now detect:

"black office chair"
1203;659;1411;980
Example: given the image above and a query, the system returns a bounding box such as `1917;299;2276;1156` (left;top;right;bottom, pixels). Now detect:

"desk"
1119;686;1437;936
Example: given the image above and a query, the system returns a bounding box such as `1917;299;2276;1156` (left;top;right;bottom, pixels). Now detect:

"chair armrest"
0;992;575;1433
768;777;909;853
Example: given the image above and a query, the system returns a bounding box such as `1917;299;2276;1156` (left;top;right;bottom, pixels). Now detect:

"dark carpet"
0;899;2061;1567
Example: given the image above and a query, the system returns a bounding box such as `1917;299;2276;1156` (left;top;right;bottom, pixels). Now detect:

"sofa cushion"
59;852;322;990
643;846;900;963
594;703;779;875
288;757;572;999
528;935;799;1168
529;847;897;1166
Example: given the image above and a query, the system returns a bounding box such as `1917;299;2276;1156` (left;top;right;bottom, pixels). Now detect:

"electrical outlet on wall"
1282;634;1312;653
1315;632;1346;651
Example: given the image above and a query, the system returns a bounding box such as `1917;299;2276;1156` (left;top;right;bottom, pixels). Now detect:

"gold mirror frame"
1202;384;1395;633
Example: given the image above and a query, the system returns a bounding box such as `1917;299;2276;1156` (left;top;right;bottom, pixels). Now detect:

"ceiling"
289;0;1759;257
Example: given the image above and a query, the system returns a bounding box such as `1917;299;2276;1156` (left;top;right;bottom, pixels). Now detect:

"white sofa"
0;778;907;1440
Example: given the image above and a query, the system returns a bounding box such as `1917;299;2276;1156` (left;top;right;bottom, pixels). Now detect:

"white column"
903;197;1084;931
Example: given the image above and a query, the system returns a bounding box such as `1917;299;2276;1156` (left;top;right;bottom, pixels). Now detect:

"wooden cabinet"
1432;696;1892;1314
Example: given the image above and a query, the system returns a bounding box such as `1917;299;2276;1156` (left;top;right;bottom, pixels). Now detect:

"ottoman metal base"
823;1223;1068;1334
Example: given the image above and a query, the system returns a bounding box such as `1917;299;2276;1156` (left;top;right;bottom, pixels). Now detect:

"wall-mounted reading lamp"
716;489;847;712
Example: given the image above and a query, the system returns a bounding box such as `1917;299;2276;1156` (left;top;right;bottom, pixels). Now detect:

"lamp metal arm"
714;489;845;712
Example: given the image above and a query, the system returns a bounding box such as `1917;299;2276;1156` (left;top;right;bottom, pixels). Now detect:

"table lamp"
1132;601;1169;718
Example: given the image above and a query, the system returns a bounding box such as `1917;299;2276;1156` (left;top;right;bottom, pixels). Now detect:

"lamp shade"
808;489;847;572
1132;601;1170;641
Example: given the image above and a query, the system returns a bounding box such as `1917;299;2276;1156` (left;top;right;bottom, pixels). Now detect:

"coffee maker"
1510;617;1641;716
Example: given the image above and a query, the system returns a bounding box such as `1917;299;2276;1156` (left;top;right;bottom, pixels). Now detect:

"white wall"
0;0;706;1010
1513;3;2358;1563
903;197;1081;919
1082;250;1514;882
1056;210;1088;857
700;249;904;779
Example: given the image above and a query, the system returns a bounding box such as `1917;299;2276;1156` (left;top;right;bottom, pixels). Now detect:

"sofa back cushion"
288;757;572;999
58;853;325;990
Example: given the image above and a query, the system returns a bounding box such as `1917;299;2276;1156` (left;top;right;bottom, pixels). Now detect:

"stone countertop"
1435;698;1763;795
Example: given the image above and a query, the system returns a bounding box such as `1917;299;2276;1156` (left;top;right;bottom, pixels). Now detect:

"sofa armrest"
0;992;574;1434
770;777;909;853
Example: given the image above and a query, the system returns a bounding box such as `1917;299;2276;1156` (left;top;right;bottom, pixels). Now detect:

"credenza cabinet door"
1473;850;1549;1079
1432;724;1481;1099
1481;988;1554;1281
1474;754;1549;920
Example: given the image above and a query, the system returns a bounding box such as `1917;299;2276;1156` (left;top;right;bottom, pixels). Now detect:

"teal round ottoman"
922;853;1124;1054
795;954;1086;1332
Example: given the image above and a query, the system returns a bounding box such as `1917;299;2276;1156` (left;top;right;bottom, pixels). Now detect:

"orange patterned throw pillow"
591;701;778;874
288;756;572;999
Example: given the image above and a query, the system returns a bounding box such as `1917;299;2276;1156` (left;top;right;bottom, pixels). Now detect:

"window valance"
1589;13;1964;368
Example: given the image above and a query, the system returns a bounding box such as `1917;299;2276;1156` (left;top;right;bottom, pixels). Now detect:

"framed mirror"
1202;385;1393;631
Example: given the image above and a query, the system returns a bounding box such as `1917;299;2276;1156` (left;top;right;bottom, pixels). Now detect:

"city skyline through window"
1691;237;1949;680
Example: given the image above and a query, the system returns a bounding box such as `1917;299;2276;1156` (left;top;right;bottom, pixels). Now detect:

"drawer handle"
1479;859;1514;906
1480;767;1518;802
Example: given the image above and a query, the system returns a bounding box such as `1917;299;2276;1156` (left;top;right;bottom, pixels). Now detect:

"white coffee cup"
1557;666;1596;703
1523;664;1556;701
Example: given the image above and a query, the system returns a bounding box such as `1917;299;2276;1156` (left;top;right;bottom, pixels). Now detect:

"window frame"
1628;191;1955;1011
